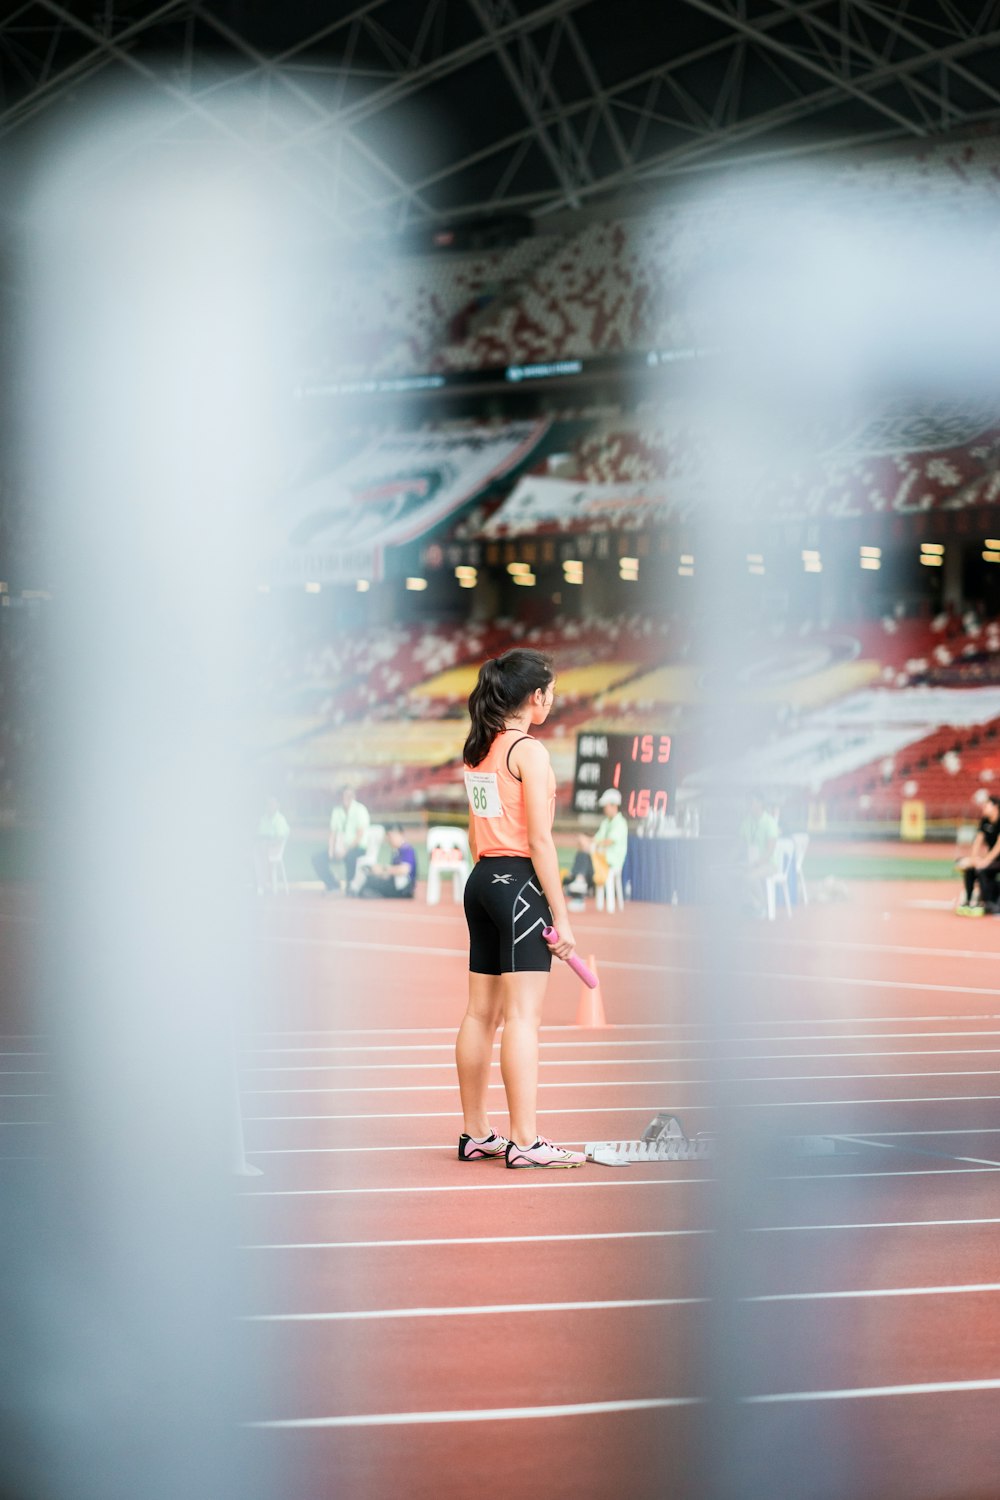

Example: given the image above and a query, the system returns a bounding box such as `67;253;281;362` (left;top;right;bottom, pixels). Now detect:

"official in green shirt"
313;786;371;893
741;793;780;914
594;788;629;871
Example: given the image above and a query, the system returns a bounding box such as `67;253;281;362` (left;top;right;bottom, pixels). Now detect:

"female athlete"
455;648;585;1169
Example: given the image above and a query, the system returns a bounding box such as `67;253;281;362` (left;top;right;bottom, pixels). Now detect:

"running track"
4;881;1000;1497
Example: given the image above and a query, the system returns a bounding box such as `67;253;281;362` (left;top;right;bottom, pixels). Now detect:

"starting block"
585;1111;713;1166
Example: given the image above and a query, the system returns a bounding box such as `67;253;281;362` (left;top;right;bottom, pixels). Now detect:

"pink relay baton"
542;927;598;989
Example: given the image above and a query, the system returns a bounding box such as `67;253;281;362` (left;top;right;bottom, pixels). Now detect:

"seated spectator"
312;785;370;893
359;823;417;899
740;792;779;916
593;789;629;904
563;834;596;898
958;794;1000;914
255;794;290;895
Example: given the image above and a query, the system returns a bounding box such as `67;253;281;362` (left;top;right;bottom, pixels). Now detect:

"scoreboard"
572;732;676;817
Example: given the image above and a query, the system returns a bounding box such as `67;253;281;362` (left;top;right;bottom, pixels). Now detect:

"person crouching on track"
454;649;585;1170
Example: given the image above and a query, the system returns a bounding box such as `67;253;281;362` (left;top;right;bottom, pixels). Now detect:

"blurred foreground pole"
676;172;1000;1499
2;95;288;1499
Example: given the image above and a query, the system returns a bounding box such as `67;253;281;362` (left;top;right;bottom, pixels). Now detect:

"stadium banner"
263;420;549;584
481;474;671;536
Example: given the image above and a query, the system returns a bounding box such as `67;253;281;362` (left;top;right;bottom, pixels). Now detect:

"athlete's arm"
515;738;575;959
468;817;478;863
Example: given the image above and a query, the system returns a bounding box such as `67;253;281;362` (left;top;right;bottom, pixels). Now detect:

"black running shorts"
464;855;553;976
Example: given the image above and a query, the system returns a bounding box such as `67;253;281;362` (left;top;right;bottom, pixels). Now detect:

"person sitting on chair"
593;789;628;907
563;833;596;898
740;791;780;916
958;794;1000;914
312;785;370;893
359;824;417;899
255;795;290;895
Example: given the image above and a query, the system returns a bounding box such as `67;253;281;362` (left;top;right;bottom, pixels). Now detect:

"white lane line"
240;1050;1000;1073
243;1230;709;1250
248;1018;1000;1035
242;1128;1000;1157
238;1179;708;1197
745;1378;1000;1404
840;1128;1000;1138
838;1134;1000;1169
246;1285;1000;1323
248;1145;454;1155
244;1296;704;1324
241;1071;1000;1095
258;934;1000;997
751;1283;1000;1303
780;1168;1000;1180
243;1094;1000;1120
243;902;1000;964
757;1217;1000;1232
247;1397;699;1429
240;1216;1000;1251
238;1166;1000;1198
241;1032;1000;1053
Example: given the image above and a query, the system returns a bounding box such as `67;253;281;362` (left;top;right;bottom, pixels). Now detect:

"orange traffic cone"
575;955;608;1028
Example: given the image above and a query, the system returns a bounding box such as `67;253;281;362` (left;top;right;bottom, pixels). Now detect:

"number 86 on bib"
464;771;502;818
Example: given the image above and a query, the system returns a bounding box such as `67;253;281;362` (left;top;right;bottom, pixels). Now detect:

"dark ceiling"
1;0;1000;235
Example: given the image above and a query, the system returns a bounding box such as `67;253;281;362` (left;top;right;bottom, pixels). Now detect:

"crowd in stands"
304;135;1000;384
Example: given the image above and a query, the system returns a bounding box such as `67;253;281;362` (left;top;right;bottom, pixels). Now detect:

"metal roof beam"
30;0;346;226
267;0;593;158
0;0;192;137
193;8;439;224
846;0;1000;109
374;14;1000;226
679;0;929;136
466;0;591;208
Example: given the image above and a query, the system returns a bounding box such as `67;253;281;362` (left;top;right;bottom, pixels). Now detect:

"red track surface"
227;880;1000;1499
4;877;1000;1497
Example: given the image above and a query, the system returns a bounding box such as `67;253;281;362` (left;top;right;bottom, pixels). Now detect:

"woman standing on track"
455;649;585;1169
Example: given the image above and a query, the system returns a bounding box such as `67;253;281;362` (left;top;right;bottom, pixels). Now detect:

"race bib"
464;771;503;818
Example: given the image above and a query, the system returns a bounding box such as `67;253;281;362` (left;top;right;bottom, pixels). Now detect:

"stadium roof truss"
1;0;999;232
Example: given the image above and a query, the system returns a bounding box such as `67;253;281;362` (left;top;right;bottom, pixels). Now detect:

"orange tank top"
464;728;556;858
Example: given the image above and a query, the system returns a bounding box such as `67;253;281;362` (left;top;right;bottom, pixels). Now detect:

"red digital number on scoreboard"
631;734;671;764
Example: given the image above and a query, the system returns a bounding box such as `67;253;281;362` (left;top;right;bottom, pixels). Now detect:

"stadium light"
356;579;370;592
921;543;945;555
304;581;321;593
507;561;531;576
982;551;1000;564
860;557;881;571
804;559;823;573
920;554;943;567
860;546;881;559
986;539;1000;549
678;565;694;577
511;572;536;587
405;577;428;591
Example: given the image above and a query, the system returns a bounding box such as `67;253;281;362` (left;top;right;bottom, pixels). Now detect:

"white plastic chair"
426;825;471;905
350;823;385;893
596;866;625;914
766;837;795;920
792;832;810;907
267;836;290;896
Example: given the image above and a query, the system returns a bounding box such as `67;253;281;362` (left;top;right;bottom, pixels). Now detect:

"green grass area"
806;853;955;882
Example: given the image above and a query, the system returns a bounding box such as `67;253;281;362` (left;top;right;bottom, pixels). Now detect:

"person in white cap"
593;788;629;911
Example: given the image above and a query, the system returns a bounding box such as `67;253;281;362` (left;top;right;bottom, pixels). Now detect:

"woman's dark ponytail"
463;648;553;767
